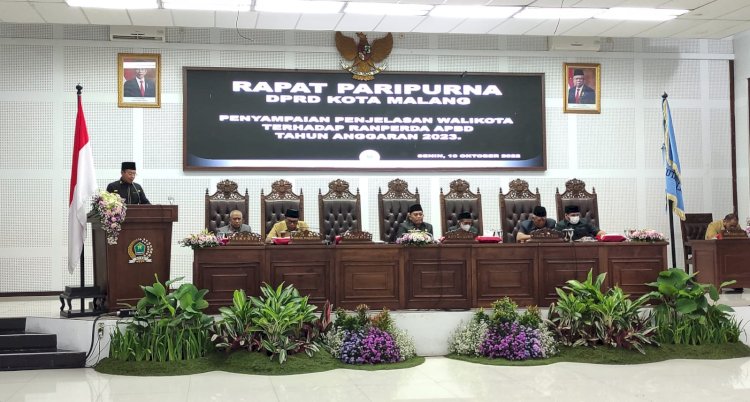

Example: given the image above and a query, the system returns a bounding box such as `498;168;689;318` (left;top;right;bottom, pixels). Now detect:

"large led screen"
184;68;546;171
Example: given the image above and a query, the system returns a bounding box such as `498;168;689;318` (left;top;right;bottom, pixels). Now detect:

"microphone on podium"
167;196;175;205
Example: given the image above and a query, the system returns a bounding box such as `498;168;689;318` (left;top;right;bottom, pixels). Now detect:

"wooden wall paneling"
335;245;402;310
473;244;537;307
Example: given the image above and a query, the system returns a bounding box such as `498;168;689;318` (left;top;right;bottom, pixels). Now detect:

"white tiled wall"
0;23;736;292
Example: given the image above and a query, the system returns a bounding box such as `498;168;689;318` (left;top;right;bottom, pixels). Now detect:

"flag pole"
61;84;104;317
663;92;678;270
77;85;86;294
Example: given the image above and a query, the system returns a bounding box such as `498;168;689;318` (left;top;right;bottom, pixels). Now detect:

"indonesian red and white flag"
67;91;97;273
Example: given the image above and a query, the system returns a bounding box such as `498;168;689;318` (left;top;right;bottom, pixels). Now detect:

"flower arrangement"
179;229;220;249
91;190;126;245
448;298;558;360
395;230;436;246
324;305;416;364
628;229;666;242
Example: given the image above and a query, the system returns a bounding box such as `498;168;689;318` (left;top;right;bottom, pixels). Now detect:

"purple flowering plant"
91;190;126;245
339;328;401;364
327;304;415;364
479;322;544;360
449;298;558;361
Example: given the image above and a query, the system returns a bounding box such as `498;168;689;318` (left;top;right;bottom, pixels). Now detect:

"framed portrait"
118;53;161;108
563;63;600;114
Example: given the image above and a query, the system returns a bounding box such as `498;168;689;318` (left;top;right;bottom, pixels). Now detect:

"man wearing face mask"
555;205;603;240
447;211;479;236
395;203;434;241
516;206;556;243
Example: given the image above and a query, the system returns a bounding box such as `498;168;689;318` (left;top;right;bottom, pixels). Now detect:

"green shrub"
333;304;370;331
648;268;742;345
211;289;260;352
490;297;518;324
109;275;213;362
248;283;319;364
519;305;542;328
548;270;656;354
371;308;395;332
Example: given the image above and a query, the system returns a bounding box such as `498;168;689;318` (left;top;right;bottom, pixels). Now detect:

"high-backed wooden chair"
378;178;420;242
319;179;361;242
260;179;304;239
439;179;483;235
205;180;249;233
680;213;713;271
555;178;599;229
499;179;541;243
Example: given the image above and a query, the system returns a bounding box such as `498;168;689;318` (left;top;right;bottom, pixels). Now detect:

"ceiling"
0;0;748;39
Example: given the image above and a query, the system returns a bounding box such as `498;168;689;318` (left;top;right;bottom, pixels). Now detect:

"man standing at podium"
106;162;150;204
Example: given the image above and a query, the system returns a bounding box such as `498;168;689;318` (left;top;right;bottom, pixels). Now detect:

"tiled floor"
1;356;750;401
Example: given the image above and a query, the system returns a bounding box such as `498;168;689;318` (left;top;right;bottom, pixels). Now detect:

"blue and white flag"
662;97;685;221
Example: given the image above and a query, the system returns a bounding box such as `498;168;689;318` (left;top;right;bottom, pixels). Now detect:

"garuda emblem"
335;31;393;81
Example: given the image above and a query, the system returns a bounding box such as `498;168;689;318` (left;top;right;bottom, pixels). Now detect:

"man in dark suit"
394;203;433;241
516;206;556;243
106;162;150;204
447;211;479;236
567;69;595;104
123;68;155;98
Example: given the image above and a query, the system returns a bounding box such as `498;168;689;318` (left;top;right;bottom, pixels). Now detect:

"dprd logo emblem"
127;238;153;263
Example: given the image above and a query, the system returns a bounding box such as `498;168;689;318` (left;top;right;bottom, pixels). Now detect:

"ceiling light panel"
163;1;251;12
345;2;432;16
430;5;521;19
255;0;344;14
513;7;604;19
595;8;688;21
66;0;157;9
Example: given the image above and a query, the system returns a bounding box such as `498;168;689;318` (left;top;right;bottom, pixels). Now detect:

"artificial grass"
449;342;750;366
94;349;425;376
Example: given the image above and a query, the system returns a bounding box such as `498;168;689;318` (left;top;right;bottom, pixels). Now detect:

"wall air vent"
110;26;166;42
548;36;601;51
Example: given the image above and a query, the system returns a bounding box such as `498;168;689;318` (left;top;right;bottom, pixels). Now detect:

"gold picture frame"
118;53;161;108
563;63;600;114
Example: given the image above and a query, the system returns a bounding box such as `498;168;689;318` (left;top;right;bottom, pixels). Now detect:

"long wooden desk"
193;242;667;311
692;239;750;288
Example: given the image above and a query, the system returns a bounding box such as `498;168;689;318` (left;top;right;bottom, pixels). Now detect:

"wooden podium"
89;205;178;311
692;239;750;288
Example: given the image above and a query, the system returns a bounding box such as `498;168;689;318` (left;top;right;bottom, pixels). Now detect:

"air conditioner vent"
548;36;601;51
110;26;165;42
